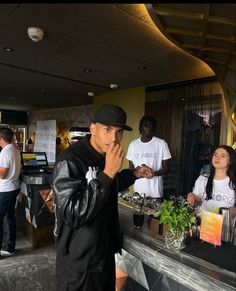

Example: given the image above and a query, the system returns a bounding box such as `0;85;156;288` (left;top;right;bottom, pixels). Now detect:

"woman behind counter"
187;145;236;216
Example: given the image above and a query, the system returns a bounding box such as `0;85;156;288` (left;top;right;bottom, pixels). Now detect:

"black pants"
56;255;116;291
0;188;20;251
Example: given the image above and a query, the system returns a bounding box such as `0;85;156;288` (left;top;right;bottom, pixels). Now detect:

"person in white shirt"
187;145;236;216
126;116;172;198
0;128;21;257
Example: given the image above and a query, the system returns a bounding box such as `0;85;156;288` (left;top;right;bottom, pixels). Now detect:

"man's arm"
53;160;113;229
0;167;8;179
128;160;135;170
118;164;154;191
154;159;171;176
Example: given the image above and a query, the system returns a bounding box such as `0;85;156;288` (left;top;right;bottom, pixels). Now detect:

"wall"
27;104;93;154
94;86;145;169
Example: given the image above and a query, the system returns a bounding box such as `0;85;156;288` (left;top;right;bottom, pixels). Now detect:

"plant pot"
165;227;184;251
147;215;168;241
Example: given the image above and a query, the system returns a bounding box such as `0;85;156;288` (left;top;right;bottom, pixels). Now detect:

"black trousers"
0;188;20;250
56;255;116;291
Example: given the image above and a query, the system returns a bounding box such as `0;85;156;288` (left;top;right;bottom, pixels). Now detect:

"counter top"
21;172;52;185
118;202;236;291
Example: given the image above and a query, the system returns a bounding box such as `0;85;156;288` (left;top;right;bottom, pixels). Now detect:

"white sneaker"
0;250;15;257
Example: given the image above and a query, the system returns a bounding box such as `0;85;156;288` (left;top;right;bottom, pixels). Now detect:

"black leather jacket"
52;135;137;274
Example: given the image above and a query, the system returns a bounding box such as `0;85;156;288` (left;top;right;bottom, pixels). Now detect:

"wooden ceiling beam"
201;46;229;53
154;6;236;26
183;44;230;54
224;82;236;98
208;16;236;26
204;57;225;65
154;6;203;20
183;44;232;58
166;25;234;42
227;64;236;72
221;42;234;78
166;27;202;37
200;4;210;53
182;43;201;50
207;32;234;42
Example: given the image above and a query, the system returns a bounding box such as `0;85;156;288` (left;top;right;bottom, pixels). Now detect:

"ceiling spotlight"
87;92;94;97
110;84;118;89
3;47;14;52
138;65;146;70
27;27;44;42
84;68;92;73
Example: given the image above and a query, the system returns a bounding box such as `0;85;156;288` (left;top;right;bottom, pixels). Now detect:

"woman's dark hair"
205;145;236;200
139;115;156;133
0;127;14;143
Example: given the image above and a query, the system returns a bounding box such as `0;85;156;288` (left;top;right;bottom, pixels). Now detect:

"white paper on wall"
35;120;56;163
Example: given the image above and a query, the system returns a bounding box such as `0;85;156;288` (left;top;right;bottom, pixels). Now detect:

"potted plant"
153;198;196;250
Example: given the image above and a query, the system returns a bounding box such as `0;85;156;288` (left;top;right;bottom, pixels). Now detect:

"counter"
19;172;55;248
118;202;236;291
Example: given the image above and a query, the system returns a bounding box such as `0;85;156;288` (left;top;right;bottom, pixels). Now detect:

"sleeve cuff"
97;171;113;190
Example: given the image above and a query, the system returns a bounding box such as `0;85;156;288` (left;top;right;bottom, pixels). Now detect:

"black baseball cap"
92;104;132;131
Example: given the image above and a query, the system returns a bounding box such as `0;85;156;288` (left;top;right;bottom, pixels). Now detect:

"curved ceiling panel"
145;3;236;143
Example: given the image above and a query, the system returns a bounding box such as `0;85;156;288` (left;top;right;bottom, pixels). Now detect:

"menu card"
200;210;223;246
35;120;56;163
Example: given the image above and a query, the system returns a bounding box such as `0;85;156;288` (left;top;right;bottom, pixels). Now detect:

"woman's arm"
187;192;202;207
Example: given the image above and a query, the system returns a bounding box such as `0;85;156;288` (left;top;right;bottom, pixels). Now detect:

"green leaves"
153;199;196;232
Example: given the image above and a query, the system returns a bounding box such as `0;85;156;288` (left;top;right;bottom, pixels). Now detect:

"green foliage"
153;199;196;232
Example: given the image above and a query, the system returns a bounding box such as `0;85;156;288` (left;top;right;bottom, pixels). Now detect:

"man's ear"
90;123;96;136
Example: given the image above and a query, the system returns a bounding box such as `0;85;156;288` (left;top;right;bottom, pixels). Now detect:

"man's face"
140;121;154;138
90;123;124;154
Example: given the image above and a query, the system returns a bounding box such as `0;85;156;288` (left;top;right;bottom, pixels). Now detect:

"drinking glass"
133;207;144;228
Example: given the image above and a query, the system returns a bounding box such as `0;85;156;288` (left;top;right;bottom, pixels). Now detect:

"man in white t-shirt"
0;128;21;258
126;116;172;198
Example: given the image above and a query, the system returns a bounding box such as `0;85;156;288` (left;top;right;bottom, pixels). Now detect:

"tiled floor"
0;235;56;291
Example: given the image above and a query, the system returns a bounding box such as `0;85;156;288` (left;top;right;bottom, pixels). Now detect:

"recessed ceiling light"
3;47;14;52
41;89;46;93
10;97;15;100
87;92;94;97
84;68;92;73
138;65;146;70
110;84;118;89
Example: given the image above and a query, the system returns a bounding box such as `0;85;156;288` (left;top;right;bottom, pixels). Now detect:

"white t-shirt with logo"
126;137;171;198
0;144;21;191
193;175;235;215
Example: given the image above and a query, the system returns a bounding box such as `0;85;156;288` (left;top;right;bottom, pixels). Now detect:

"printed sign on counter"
200;210;223;246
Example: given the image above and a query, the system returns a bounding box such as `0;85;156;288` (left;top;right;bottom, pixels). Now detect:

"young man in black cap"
52;104;152;291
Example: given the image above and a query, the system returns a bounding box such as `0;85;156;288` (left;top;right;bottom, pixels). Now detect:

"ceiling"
146;3;236;108
0;3;219;112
